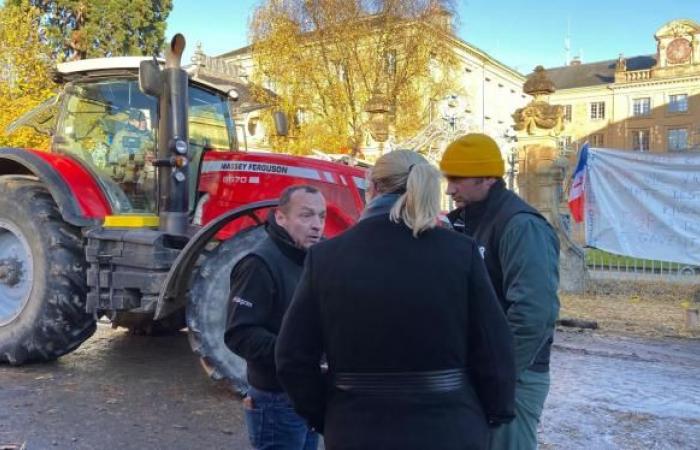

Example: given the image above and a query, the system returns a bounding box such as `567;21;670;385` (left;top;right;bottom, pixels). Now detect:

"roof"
55;56;242;97
190;71;275;112
57;56;163;74
540;55;657;90
217;44;253;59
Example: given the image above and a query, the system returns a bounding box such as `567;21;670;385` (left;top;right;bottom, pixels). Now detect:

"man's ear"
366;181;377;203
274;208;286;225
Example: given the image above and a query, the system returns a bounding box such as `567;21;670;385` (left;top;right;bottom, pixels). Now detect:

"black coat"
276;214;516;450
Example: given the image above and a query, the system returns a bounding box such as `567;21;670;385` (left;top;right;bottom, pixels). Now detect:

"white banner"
585;148;700;265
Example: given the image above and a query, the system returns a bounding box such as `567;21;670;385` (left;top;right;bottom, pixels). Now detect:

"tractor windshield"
54;77;235;214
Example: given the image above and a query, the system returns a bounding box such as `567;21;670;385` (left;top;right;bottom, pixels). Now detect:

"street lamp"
365;88;391;155
503;128;518;190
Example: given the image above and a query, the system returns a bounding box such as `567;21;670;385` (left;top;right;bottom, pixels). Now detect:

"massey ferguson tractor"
0;35;366;393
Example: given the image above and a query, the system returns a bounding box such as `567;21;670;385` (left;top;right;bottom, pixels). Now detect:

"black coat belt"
333;369;467;394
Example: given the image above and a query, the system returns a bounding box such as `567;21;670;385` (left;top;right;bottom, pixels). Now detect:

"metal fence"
585;248;700;283
567;220;700;281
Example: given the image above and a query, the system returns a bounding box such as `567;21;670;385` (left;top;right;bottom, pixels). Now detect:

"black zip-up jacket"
225;217;306;392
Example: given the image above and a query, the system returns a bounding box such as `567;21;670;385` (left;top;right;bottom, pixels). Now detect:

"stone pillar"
516;136;586;293
512;66;586;293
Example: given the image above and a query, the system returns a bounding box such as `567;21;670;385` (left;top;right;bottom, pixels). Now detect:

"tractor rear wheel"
187;225;265;395
0;177;95;364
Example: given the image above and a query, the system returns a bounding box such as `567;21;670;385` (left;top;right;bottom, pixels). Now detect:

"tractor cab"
10;57;238;215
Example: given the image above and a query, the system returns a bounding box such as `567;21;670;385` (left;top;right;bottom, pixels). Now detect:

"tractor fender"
0;148;110;226
154;199;278;320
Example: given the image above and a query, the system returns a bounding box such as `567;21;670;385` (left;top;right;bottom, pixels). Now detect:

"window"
247;118;258;136
669;94;688;113
632;97;651;116
631;129;650;152
294;108;308;128
263;76;276;92
668;128;688;151
590;134;604;147
334;61;347;82
562;104;572;122
558;136;572;154
384;51;397;75
57;78;158;213
590;101;605;119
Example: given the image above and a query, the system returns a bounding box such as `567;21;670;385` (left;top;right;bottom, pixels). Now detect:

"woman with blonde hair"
276;150;516;450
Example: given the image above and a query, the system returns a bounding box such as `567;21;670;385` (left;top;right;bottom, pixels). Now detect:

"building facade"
213;28;528;161
544;19;700;154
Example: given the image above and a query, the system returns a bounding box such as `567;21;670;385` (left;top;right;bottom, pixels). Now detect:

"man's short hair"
278;185;320;213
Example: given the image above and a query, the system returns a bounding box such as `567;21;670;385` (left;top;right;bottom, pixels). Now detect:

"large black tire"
0;177;95;364
187;225;265;395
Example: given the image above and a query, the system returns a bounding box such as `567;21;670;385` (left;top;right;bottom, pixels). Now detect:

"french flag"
568;143;589;223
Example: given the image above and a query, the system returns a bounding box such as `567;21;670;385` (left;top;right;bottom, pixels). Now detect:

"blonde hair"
369;150;441;237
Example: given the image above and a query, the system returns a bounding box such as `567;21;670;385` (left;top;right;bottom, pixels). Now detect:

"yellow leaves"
0;2;56;150
248;0;461;155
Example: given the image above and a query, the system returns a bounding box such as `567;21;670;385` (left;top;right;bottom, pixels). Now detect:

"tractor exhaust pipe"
139;34;190;235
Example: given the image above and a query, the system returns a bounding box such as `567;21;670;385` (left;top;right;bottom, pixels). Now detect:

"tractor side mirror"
139;58;162;97
273;111;288;137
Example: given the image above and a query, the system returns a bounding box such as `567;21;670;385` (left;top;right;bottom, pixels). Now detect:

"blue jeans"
244;386;319;450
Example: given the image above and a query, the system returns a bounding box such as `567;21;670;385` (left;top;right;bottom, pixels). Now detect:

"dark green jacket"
448;182;560;376
499;213;560;375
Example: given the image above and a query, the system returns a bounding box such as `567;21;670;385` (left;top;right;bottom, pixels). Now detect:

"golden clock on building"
666;38;691;64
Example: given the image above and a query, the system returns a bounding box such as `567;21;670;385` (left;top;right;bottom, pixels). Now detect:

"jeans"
244;386;319;450
489;369;550;450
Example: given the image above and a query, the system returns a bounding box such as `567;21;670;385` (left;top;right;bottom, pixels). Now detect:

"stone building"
542;19;700;154
214;25;528;161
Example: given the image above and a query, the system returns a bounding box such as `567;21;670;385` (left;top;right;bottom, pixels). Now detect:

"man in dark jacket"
225;185;326;450
440;133;560;450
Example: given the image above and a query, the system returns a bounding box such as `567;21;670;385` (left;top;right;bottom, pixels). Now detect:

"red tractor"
0;35;366;393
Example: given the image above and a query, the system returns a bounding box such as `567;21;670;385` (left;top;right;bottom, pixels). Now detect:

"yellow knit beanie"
439;133;505;178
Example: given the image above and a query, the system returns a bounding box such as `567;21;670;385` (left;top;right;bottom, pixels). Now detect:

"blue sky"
167;0;699;73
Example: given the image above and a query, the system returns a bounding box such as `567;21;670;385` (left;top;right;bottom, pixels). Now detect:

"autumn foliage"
249;0;461;155
0;1;173;150
0;3;55;149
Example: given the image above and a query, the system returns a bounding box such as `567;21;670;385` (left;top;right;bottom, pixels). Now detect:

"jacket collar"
360;193;401;221
448;180;507;230
266;212;307;265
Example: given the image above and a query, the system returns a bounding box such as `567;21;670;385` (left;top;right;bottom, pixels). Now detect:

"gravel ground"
1;325;699;450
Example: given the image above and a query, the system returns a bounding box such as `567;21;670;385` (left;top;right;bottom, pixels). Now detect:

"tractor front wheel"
0;177;95;364
187;225;266;395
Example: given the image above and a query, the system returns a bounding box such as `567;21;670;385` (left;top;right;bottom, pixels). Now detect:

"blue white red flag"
568;143;589;223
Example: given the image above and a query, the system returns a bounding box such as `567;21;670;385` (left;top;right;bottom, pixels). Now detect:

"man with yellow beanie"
440;133;560;450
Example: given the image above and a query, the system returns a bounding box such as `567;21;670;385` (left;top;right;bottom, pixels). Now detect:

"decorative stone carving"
522;65;555;96
615;53;626;72
512;66;585;292
512;66;564;136
654;19;700;68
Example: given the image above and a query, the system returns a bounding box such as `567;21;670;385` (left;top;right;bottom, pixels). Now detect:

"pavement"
1;325;699;450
